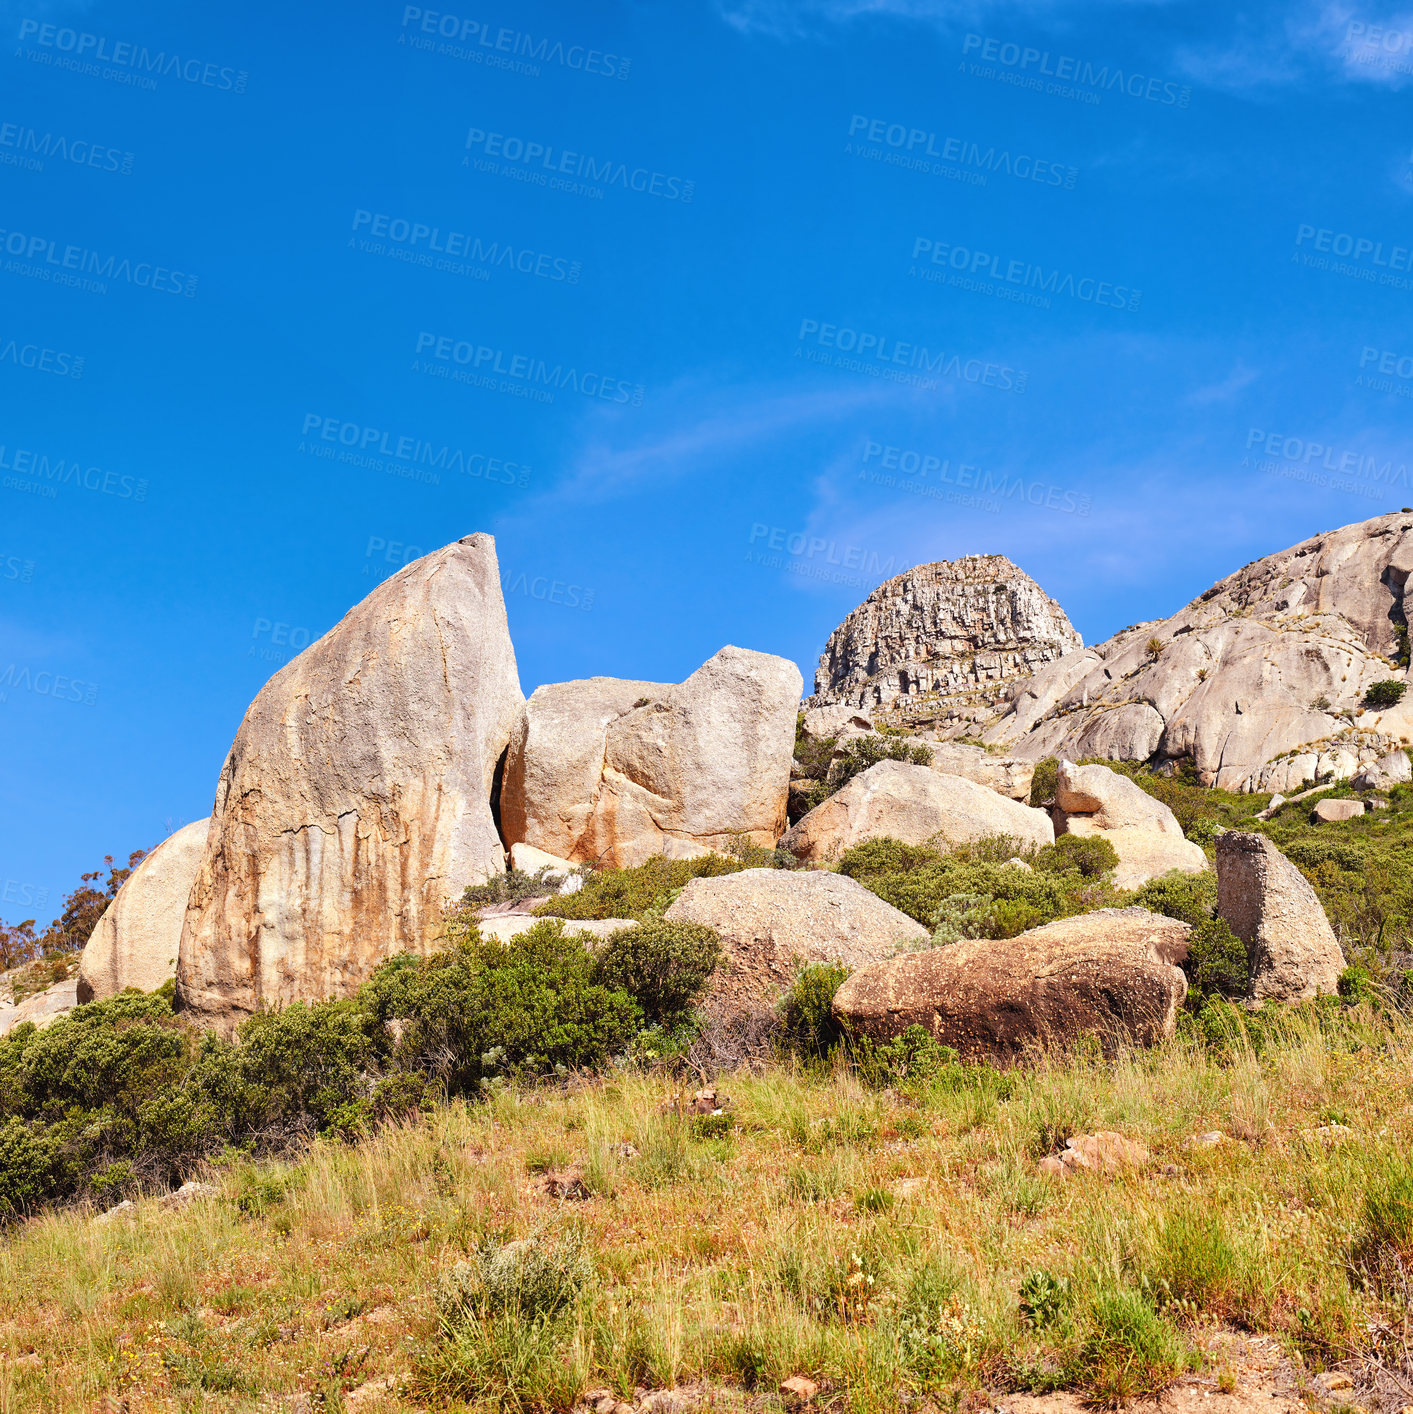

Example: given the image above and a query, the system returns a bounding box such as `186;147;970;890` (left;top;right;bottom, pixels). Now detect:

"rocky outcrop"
779;760;1054;863
1054;760;1208;889
176;533;524;1035
78;819;210;1004
832;907;1190;1063
1215;831;1343;1001
981;512;1413;791
501;648;801;869
811;555;1081;729
923;742;1035;802
662;868;928;1015
0;977;80;1038
1352;749;1412;792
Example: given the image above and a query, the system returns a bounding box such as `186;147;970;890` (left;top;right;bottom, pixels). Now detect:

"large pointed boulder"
176;533;524;1034
1215;831;1343;1001
78;818;210;1003
500;647;802;868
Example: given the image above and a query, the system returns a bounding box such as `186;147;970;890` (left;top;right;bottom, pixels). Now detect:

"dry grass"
0;1005;1408;1411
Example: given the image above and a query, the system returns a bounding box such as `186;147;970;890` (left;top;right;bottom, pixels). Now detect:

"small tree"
1364;680;1408;709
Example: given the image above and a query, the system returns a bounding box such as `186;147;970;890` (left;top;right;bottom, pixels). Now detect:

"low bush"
776;963;850;1060
1034;834;1119;879
0;913;724;1219
534;853;747;922
592;920;722;1028
801;734;934;810
1126;870;1216;926
1184;918;1249;999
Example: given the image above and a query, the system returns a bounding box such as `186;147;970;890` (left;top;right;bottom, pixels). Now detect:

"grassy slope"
2;1007;1408;1412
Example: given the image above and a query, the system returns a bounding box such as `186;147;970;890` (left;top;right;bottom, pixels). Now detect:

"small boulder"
1312;798;1364;823
1215;831;1343;1001
78;818;210;1004
800;704;873;743
1040;1132;1150;1177
1351;750;1411;792
832;907;1189;1064
1053;759;1207;889
779;759;1054;863
781;1375;819;1401
0;978;79;1039
924;742;1035;802
662;868;928;1015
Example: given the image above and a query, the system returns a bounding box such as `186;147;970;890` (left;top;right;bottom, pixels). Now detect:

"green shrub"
811;735;933;805
1339;965;1377;1005
1030;757;1059;808
1127;870;1216;926
462;866;571;908
1035;834;1119;879
777;963;850;1059
0;1117;58;1218
1073;1285;1185;1403
534;853;746;922
437;1230;592;1323
837;837;942;879
362;920;642;1092
1364;680;1408;709
1019;1269;1072;1329
591;920;722;1028
930;893;995;945
1185;917;1249;999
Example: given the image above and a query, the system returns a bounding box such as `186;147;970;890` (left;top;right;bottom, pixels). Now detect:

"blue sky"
2;0;1412;914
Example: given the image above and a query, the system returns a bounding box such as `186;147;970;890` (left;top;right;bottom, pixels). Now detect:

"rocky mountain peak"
811;553;1082;729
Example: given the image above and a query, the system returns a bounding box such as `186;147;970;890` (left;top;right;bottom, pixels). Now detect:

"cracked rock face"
811;554;1082;717
982;511;1413;791
176;533;524;1035
500;646;802;869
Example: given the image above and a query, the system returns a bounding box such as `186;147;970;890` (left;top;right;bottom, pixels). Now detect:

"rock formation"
981;511;1413;790
811;555;1081;729
500;647;801;868
662;868;929;1014
925;742;1035;803
780;760;1054;863
1215;831;1343;1001
176;533;524;1035
1054;760;1208;889
78;819;210;1004
832;907;1190;1063
1352;750;1412;792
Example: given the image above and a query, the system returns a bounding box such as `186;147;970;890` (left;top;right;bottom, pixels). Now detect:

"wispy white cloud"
1186;362;1262;407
